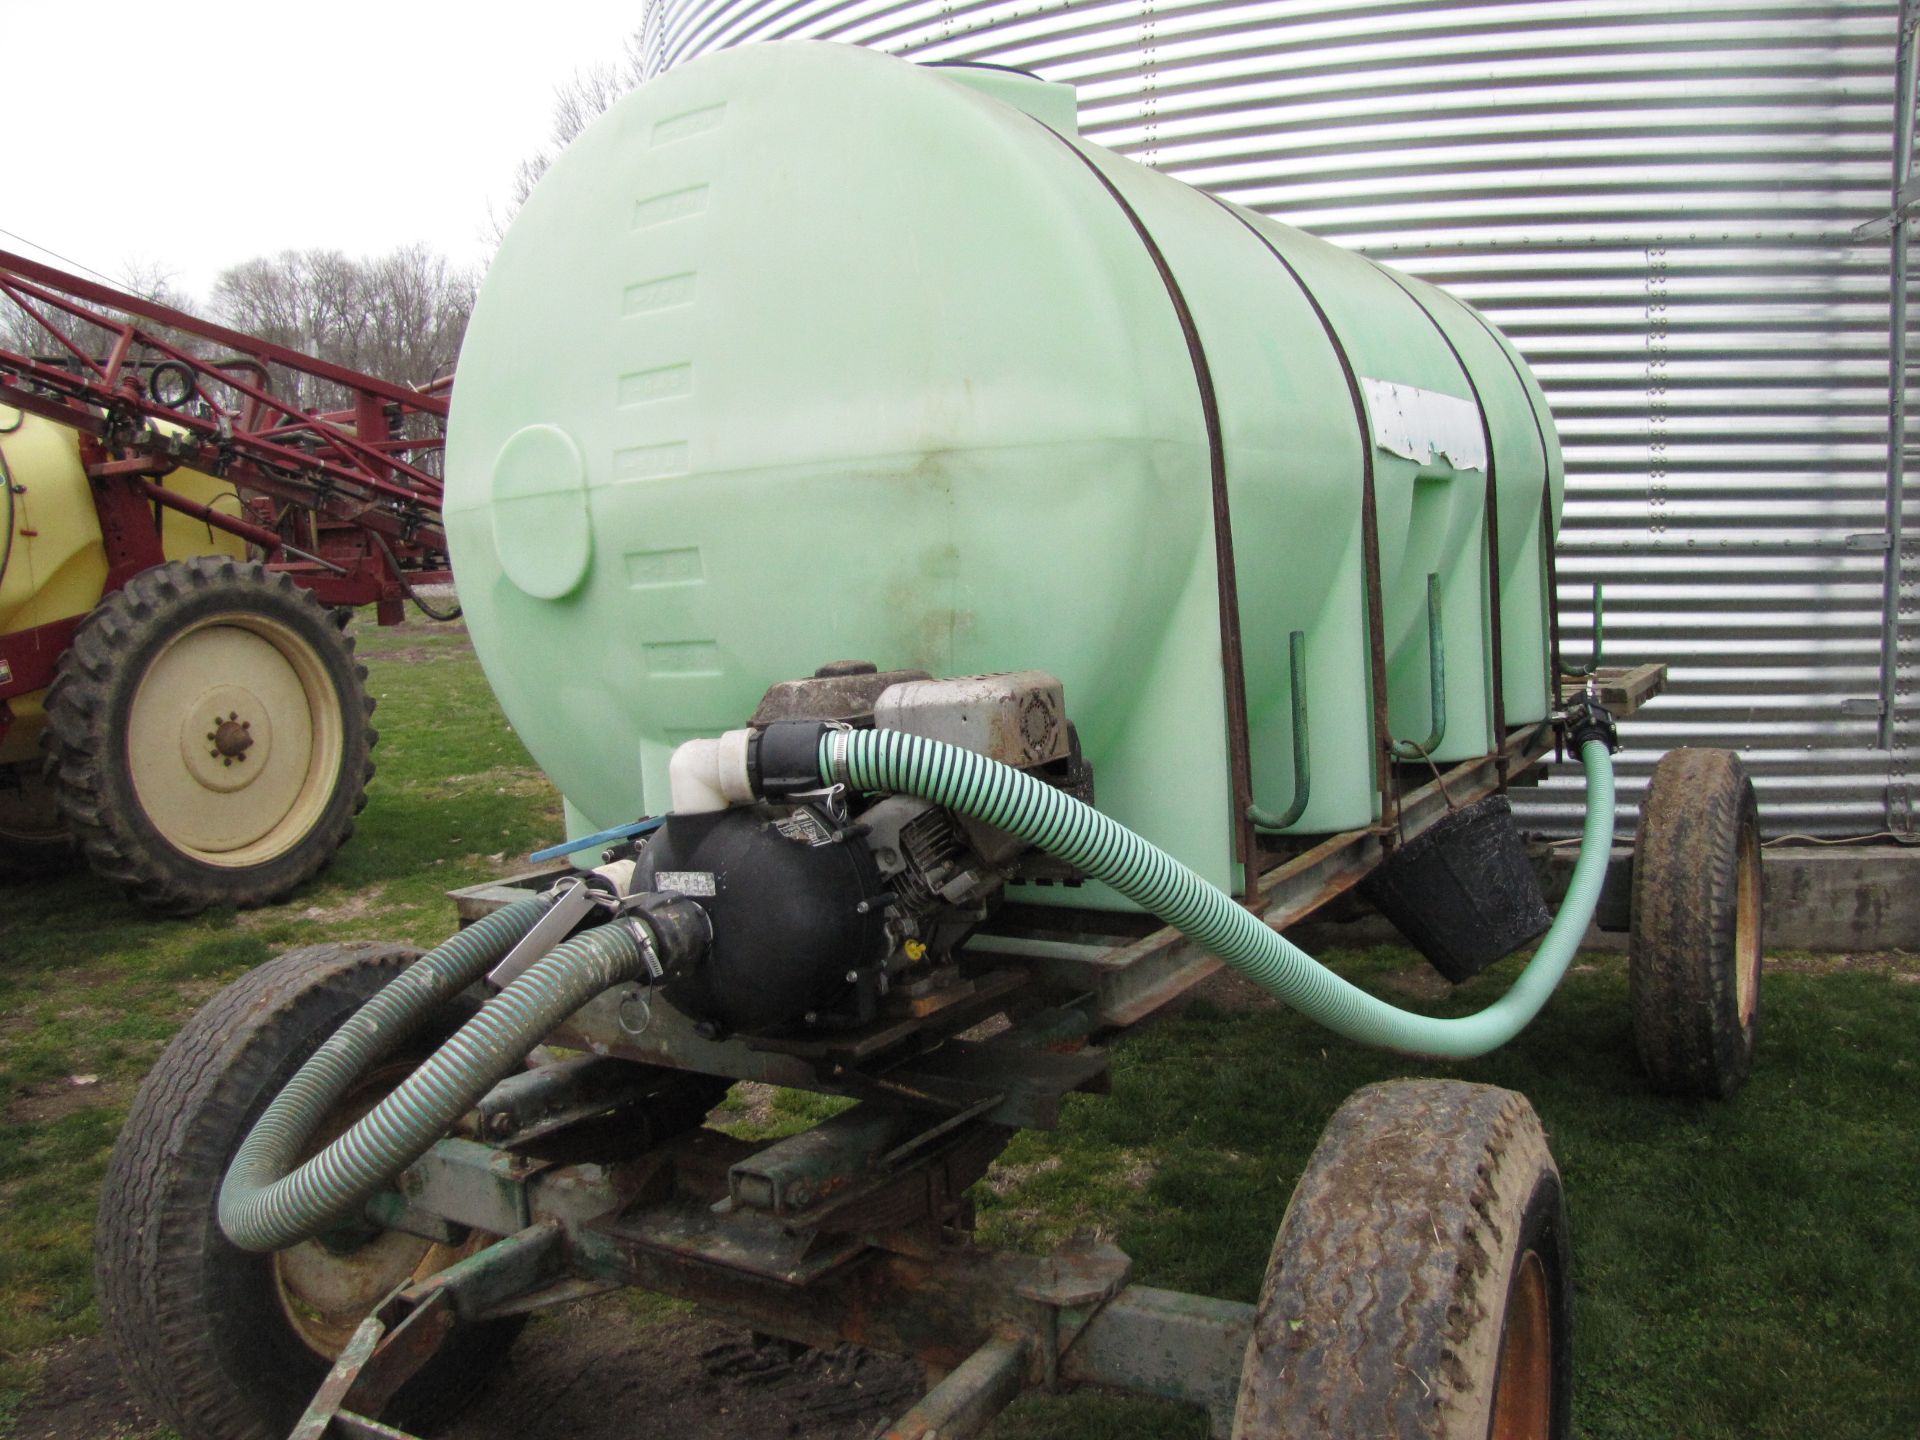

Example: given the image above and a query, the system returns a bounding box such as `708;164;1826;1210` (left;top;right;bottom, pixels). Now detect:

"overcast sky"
3;1;645;305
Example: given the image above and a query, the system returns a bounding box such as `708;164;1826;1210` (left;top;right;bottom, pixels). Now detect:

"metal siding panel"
652;0;1913;837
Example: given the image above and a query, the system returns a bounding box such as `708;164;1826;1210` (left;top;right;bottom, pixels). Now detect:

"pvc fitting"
668;729;756;813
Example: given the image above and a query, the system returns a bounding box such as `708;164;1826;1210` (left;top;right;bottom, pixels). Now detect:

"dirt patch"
1181;966;1280;1013
1116;1149;1156;1191
361;641;477;665
9;1300;922;1440
456;1300;921;1440
727;1081;779;1132
4;1075;113;1126
296;887;387;926
1375;964;1453;1002
1763;950;1920;976
418;767;556;802
985;1153;1063;1197
7;1338;153;1440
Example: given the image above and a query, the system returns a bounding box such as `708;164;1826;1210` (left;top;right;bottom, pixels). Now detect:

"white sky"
2;1;645;305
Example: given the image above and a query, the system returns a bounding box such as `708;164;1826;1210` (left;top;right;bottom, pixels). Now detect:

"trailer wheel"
1232;1079;1571;1440
43;556;374;914
0;760;75;877
96;941;521;1440
1629;747;1763;1098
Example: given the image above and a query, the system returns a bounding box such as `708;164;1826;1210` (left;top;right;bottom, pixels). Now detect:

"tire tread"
42;557;375;914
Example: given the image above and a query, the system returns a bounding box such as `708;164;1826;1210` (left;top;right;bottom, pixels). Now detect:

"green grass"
3;622;1916;1439
977;949;1920;1439
0;618;560;1415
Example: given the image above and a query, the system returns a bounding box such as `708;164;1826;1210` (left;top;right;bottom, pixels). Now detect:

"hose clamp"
826;724;854;787
621;917;667;983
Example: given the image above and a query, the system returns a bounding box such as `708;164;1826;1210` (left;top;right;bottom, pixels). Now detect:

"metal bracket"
486;877;600;989
290;1225;565;1440
1560;580;1605;679
1391;573;1448;758
1247;630;1311;830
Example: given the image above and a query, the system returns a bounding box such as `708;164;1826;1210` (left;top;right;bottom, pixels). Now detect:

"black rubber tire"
0;758;77;878
42;556;375;914
1629;747;1764;1099
95;942;521;1440
1233;1079;1573;1440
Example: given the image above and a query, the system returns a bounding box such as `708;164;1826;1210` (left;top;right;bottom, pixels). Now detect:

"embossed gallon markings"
622;273;696;315
652;103;726;146
624;547;704;588
643;640;722;677
612;442;690;482
631;185;708;230
618;363;693;406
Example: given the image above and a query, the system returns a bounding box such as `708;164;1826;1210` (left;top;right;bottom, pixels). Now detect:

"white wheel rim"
270;1062;487;1359
125;614;342;866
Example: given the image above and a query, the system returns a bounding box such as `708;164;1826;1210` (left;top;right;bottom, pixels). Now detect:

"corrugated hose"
217;894;657;1253
822;727;1614;1061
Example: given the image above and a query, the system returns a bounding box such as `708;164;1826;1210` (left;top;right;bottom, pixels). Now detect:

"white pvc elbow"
668;729;757;813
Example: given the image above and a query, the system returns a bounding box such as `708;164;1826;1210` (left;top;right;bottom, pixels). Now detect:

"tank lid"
923;61;1078;135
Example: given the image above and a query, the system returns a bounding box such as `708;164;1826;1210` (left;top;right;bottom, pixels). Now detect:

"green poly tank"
445;41;1563;908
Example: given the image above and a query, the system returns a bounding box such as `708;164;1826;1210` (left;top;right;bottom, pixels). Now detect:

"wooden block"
1559;663;1668;718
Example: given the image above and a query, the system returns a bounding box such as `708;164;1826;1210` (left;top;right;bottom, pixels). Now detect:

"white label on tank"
1359;378;1488;473
654;870;718;897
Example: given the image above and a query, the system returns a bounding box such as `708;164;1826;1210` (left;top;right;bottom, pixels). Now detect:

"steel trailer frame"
285;664;1663;1440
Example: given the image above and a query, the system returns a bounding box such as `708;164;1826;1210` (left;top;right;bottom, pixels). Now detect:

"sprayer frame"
267;665;1663;1440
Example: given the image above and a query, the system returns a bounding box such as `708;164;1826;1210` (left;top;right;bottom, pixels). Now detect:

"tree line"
3;26;650;402
1;245;475;413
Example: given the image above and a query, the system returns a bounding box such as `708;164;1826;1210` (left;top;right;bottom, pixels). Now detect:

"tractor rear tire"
1629;747;1764;1098
96;941;522;1440
1233;1079;1572;1440
43;557;374;914
0;760;75;877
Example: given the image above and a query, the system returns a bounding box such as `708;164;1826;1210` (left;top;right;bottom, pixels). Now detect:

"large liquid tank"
445;41;1563;905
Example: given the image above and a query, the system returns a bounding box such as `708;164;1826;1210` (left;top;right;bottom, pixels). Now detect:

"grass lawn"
3;618;1916;1439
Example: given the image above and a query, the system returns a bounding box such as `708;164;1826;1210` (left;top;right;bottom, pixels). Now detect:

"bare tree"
490;27;649;240
1;258;203;368
210;246;477;410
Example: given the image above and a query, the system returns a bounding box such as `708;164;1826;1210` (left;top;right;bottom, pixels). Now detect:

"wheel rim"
125;612;343;867
1490;1249;1553;1440
270;1062;480;1360
1734;822;1762;1029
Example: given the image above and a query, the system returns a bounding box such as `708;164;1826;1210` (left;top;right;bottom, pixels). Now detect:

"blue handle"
529;815;667;865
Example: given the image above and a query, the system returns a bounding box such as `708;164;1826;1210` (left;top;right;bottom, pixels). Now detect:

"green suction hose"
219;896;659;1253
822;728;1615;1061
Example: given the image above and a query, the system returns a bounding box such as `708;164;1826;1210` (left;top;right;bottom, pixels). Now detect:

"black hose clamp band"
752;720;833;797
1561;693;1620;755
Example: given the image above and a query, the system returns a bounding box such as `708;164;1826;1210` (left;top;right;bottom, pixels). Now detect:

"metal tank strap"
1377;267;1509;780
1456;304;1565;718
1204;194;1399;843
1034;121;1263;903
